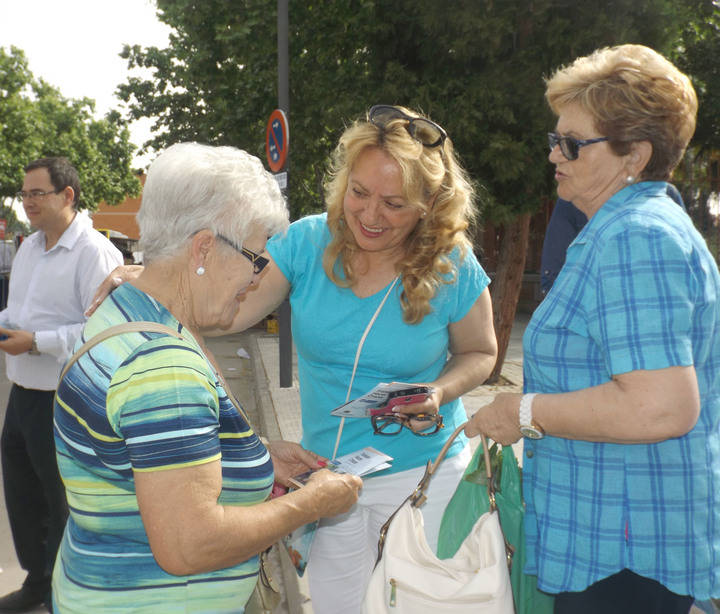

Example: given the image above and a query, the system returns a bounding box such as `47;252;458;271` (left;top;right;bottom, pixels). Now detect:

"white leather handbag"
362;424;514;613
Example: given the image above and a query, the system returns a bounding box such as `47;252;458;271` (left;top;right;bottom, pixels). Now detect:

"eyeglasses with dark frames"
216;234;270;275
369;105;447;149
15;189;62;201
371;412;444;437
548;132;609;161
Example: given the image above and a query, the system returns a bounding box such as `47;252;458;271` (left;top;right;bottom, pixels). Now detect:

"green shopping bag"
437;442;554;614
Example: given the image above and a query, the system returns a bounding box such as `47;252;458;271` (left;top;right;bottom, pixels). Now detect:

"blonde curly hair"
323;106;477;324
545;44;697;181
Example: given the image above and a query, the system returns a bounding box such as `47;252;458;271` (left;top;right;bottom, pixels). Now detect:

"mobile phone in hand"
384;386;433;412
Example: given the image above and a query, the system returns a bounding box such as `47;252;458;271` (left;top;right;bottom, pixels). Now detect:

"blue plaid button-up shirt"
523;181;720;599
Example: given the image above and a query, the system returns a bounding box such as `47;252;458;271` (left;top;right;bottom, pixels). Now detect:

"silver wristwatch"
28;332;41;355
518;393;544;439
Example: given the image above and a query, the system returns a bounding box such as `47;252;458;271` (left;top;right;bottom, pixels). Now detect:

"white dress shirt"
0;212;123;390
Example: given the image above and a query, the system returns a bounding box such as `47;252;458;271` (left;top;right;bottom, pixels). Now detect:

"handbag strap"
373;423;500;565
59;321;184;382
331;276;400;460
407;422;495;510
58;320;253;426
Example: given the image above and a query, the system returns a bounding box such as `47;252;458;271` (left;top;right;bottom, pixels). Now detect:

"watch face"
520;425;544;440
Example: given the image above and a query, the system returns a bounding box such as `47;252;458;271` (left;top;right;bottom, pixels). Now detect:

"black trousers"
554;569;695;614
1;384;68;590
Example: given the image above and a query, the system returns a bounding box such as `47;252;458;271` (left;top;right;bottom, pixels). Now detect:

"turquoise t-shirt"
267;213;490;473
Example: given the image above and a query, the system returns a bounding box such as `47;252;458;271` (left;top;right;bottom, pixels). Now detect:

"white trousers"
306;445;471;614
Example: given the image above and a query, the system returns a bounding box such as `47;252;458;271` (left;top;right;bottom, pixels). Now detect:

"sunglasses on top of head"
547;132;609;161
369;105;447;149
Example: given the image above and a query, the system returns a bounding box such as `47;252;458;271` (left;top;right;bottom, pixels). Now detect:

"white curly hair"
138;142;289;263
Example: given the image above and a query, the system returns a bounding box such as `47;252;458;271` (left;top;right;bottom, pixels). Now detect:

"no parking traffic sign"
265;109;289;173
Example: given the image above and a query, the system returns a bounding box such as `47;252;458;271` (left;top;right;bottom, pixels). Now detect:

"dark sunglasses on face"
371;412;444;436
216;234;270;275
369;105;447;149
547;132;609;161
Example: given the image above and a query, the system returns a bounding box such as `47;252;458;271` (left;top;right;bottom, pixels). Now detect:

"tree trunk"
486;213;531;384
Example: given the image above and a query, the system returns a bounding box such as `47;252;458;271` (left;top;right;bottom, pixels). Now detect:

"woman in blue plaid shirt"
467;44;720;613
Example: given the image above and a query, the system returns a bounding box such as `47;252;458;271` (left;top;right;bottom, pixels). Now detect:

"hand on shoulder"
85;265;144;316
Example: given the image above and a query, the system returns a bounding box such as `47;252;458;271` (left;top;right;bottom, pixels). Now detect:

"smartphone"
0;334;7;341
382;386;433;413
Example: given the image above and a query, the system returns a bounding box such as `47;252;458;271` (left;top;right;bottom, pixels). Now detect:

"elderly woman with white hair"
51;143;362;613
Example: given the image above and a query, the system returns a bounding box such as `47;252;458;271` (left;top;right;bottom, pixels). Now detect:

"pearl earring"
196;266;205;276
626;175;634;184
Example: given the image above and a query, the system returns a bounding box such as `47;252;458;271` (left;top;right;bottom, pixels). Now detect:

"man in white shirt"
0;157;123;613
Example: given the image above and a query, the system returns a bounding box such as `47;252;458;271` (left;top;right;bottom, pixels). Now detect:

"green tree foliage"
117;0;700;221
0;46;141;212
118;1;277;169
665;2;720;239
675;0;720;153
372;0;701;220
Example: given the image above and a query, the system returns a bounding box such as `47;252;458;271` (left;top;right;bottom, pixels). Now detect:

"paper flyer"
283;447;393;575
330;383;434;418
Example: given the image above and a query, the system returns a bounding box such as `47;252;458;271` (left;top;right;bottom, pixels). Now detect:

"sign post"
265;106;292;388
269;3;292;389
274;0;293;389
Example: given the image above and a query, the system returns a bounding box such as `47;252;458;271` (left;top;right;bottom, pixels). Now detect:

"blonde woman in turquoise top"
53;143;361;613
226;107;497;614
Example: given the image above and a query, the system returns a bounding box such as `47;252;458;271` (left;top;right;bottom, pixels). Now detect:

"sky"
0;0;172;168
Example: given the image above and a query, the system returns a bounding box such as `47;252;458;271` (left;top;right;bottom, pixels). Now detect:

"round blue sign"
266;109;289;172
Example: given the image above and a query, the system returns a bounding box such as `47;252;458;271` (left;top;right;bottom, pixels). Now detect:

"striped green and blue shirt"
52;283;274;613
523;182;720;600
